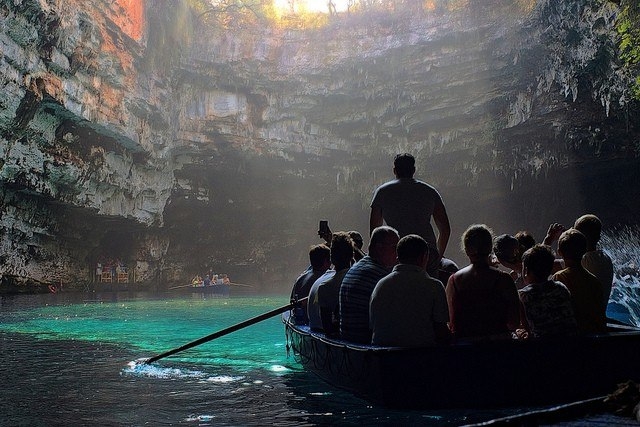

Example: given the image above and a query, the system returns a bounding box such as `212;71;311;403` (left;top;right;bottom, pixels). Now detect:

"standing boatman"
369;153;451;276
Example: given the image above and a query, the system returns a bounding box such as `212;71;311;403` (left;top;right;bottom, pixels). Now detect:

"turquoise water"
1;294;292;369
1;293;512;425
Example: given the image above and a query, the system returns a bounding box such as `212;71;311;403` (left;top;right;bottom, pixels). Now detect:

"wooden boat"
185;283;230;296
172;274;236;296
176;283;231;296
283;312;640;409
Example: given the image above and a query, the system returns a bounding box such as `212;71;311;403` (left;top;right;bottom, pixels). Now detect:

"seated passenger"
573;214;613;313
290;244;331;324
318;225;365;264
370;235;450;347
339;226;399;344
520;226;565;274
542;222;568;273
436;257;459;286
493;234;525;289
552;229;606;334
308;232;354;334
446;224;520;340
519;245;577;338
348;230;366;263
514;230;536;252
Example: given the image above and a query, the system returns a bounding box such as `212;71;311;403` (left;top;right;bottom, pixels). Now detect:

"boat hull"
181;284;230;295
283;313;640;409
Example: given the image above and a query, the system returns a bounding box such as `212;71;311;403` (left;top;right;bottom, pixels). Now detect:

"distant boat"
189;282;230;296
283;312;640;409
169;275;255;296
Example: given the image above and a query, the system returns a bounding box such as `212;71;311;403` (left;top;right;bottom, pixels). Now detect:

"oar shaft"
229;282;254;288
168;284;195;290
145;297;307;364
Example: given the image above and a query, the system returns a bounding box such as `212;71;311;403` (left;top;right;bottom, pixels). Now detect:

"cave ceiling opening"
0;0;638;292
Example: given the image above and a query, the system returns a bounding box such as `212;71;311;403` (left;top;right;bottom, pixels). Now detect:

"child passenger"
493;234;524;289
519;245;577;338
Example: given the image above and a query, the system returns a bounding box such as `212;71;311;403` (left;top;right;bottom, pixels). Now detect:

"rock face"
0;0;638;293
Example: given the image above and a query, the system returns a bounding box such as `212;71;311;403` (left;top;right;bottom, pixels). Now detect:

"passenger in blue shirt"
339;226;399;344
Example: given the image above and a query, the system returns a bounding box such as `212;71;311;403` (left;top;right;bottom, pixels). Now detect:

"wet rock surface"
1;0;638;292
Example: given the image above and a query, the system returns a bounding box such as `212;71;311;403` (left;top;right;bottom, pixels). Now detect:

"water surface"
1;293;516;426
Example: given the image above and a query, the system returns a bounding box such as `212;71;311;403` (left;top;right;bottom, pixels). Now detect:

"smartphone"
319;220;329;235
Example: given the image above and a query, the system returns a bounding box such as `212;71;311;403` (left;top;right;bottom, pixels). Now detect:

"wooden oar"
606;317;640;330
228;282;254;288
468;395;607;426
168;284;196;290
143;297;307;364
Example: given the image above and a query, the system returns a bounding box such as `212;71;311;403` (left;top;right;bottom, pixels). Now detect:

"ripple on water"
124;359;205;379
185;414;215;425
125;359;246;384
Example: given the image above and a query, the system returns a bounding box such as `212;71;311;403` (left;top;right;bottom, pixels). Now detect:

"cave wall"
0;0;176;290
0;0;638;293
166;0;640;289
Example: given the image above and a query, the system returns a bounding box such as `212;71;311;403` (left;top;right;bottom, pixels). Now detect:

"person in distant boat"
369;153;451;276
519;244;577;338
203;275;211;287
290;244;331;324
573;214;613;312
339;226;399;344
308;232;354;334
493;234;525;289
370;234;451;347
552;229;606;334
446;224;520;340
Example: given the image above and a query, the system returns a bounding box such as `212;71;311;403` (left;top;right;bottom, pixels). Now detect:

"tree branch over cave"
618;0;640;100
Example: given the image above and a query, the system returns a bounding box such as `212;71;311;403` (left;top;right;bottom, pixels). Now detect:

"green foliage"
617;2;640;99
187;0;536;30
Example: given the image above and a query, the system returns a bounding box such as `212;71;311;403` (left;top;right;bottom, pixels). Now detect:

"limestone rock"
0;0;638;291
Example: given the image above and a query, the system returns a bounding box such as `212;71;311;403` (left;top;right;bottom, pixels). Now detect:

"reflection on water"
0;227;639;425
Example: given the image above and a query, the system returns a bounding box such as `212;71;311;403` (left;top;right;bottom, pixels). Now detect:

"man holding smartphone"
369;153;451;276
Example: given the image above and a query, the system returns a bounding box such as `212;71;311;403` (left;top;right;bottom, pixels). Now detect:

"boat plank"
283;312;640;409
